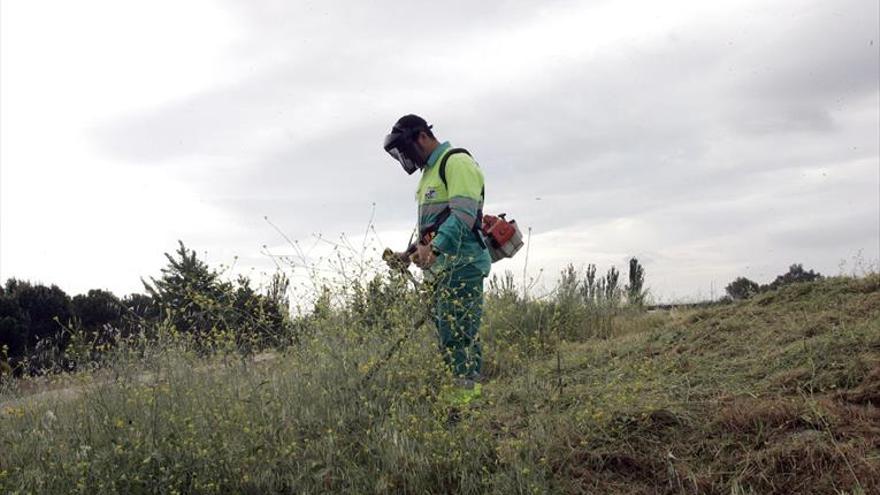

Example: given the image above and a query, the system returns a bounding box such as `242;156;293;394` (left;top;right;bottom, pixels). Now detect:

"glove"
382;248;411;271
414;242;437;269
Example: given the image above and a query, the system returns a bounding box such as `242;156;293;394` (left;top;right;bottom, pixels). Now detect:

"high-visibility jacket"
416;142;491;281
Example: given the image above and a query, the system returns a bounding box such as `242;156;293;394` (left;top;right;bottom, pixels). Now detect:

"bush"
768;263;822;290
725;264;823;302
726;277;760;300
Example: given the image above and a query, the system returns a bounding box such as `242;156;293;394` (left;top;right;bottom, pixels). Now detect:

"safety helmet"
383;115;432;175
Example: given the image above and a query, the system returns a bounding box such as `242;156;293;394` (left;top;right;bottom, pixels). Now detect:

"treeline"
724;263;823;301
0;242;290;376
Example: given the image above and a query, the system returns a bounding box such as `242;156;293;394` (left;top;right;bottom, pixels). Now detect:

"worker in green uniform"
383;114;491;399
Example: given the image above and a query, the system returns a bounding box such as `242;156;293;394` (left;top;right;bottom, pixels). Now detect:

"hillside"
1;275;878;494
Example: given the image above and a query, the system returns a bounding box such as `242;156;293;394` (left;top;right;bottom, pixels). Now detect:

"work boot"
441;378;483;407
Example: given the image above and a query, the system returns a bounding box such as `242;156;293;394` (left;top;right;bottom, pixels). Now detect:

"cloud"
6;0;876;298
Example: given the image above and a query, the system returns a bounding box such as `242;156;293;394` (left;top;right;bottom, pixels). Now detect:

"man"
383;114;491;395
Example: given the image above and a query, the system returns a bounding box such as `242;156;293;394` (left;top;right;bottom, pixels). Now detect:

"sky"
1;0;878;303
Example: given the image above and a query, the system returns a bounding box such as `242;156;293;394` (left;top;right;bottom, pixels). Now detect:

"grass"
1;274;878;494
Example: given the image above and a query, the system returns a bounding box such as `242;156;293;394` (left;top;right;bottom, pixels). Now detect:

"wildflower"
4;406;25;418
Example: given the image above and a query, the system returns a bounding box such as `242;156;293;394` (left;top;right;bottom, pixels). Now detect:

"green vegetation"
725;263;824;301
1;269;877;494
0;241;289;377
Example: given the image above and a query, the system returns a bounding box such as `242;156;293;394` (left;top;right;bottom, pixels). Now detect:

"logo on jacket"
425;187;437;200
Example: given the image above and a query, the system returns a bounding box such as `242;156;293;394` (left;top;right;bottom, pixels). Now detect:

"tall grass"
1;267;877;493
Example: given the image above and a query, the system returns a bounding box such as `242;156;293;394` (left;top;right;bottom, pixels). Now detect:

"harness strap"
437;148;486;249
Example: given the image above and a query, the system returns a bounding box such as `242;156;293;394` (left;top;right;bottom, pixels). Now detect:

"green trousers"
431;276;484;380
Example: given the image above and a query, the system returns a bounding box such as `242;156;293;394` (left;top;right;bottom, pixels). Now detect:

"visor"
383;127;424;175
387;146;420;175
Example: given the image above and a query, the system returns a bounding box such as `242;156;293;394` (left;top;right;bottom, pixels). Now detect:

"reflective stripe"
420;199;481;230
449;196;480;212
415;145;491;279
450;196;481;229
419;203;449;216
419;201;450;233
452;209;477;228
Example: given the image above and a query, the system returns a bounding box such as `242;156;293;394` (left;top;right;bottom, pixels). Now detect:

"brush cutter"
366;250;484;415
358;249;430;385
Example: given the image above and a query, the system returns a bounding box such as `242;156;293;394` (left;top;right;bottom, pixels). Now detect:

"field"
1;274;878;494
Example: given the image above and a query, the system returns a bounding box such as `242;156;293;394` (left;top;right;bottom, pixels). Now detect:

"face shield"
383;125;430;175
387;146;420;175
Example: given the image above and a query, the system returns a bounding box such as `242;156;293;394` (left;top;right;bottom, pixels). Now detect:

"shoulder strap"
437;147;487;249
438;148;470;189
439;147;484;199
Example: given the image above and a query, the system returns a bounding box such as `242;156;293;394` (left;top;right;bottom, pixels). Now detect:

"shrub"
726;277;761;300
725;264;823;301
768;263;822;290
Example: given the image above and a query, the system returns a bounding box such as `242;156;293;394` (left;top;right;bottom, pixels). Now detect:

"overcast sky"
1;0;878;302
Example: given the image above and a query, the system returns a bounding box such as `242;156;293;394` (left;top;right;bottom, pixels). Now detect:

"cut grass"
1;275;878;494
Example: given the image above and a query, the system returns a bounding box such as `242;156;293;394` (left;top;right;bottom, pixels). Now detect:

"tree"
626;257;646;306
143;241;288;346
558;265;580;306
768;264;822;290
0;294;28;362
230;274;288;344
604;266;621;306
123;293;160;320
312;286;333;321
725;277;760;300
118;293;161;337
1;279;73;372
72;289;123;331
8;280;72;348
580;264;599;304
143;241;229;337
